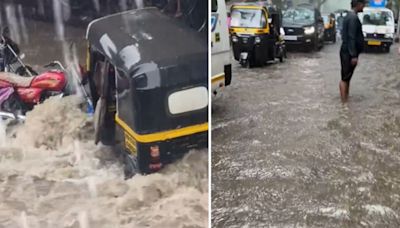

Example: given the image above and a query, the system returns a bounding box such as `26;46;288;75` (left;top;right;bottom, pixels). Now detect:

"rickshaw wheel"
123;152;139;179
240;59;250;68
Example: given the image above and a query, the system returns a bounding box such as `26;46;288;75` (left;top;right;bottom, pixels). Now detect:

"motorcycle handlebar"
44;61;66;71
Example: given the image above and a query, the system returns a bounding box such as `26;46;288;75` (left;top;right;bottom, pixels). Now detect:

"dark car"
282;4;324;51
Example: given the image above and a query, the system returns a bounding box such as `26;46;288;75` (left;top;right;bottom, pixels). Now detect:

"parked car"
282;4;324;51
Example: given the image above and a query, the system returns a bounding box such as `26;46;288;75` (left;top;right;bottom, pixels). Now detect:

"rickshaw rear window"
230;8;266;28
168;86;208;115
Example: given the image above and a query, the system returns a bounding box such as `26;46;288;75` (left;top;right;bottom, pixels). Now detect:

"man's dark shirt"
341;11;364;57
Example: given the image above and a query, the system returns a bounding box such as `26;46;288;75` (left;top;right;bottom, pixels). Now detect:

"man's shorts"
340;51;357;82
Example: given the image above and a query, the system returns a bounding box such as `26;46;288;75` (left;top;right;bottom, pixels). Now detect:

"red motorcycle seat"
0;72;33;88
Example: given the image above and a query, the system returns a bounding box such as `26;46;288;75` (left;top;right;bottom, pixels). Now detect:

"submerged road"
212;42;400;227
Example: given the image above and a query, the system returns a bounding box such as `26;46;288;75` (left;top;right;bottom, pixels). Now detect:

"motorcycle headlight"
255;37;261;44
304;26;315;35
231;35;238;43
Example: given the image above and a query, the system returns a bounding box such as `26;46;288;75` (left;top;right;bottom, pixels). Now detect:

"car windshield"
283;7;315;25
230;8;266;28
362;11;394;26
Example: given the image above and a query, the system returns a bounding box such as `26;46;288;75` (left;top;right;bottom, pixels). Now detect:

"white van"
211;0;232;97
359;7;395;52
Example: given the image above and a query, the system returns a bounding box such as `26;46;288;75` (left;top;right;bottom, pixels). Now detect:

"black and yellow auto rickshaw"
323;13;336;43
84;8;208;176
230;2;286;67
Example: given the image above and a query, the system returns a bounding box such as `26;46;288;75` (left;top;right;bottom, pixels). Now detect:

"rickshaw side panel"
86;8;208;175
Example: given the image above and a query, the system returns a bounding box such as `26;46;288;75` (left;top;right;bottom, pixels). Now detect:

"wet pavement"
212;42;400;227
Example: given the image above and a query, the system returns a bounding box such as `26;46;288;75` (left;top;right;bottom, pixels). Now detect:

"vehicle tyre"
333;34;336;43
123;152;139;179
309;41;316;52
384;46;390;53
1;93;26;116
240;59;249;68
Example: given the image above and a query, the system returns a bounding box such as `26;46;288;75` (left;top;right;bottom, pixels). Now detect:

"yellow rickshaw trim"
212;73;225;83
86;42;91;72
230;27;270;35
232;5;265;10
115;115;208;143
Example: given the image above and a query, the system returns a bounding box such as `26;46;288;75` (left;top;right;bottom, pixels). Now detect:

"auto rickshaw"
85;8;208;176
230;2;286;68
323;13;336;43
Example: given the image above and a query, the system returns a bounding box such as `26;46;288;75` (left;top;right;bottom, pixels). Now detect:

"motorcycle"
0;33;69;120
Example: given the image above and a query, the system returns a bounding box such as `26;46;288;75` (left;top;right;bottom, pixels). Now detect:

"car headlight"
304;26;315;35
280;27;285;36
255;36;261;44
232;35;238;42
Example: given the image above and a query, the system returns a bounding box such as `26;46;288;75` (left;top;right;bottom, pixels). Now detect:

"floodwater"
212;42;400;227
0;7;208;228
0;96;207;228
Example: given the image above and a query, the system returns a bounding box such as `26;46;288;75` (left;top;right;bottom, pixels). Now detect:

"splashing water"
20;211;29;228
135;0;144;9
52;0;65;41
17;4;29;44
119;0;128;12
5;4;21;44
92;0;100;13
0;96;208;227
37;0;46;16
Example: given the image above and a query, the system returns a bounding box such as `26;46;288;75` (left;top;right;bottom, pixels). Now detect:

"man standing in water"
339;0;365;102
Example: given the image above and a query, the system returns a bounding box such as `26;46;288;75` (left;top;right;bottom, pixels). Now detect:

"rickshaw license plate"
368;40;381;46
284;35;297;41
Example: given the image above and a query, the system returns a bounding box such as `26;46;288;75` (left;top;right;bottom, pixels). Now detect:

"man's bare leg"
339;80;349;102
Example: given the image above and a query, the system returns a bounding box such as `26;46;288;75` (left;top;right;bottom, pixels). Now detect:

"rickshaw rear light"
149;145;162;171
150;145;160;158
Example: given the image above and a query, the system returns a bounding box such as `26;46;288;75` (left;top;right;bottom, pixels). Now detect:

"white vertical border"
208;0;212;226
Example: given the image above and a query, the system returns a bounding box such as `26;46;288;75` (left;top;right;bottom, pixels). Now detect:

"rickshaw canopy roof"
86;8;206;75
231;2;281;16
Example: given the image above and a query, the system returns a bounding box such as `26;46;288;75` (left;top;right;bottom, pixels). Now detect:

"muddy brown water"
0;19;208;228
